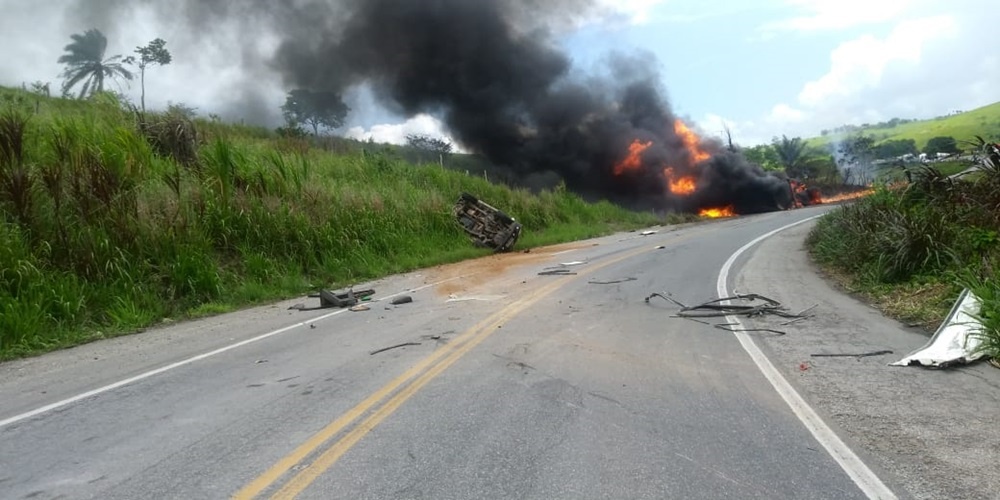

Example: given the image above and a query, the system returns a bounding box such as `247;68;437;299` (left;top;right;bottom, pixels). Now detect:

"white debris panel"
892;289;986;368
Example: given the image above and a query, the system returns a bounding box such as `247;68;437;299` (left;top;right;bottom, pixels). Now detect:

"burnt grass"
807;147;1000;360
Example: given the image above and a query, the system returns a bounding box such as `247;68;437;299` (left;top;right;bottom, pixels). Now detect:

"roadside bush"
809;142;1000;360
956;264;1000;360
137;108;199;167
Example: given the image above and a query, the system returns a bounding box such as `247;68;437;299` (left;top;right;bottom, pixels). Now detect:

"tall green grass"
808;139;1000;359
0;87;660;359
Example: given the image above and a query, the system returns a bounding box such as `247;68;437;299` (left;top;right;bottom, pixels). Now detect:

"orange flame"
821;189;875;203
663;167;697;196
614;121;711;202
699;206;736;218
614;140;653;175
670;176;697;195
674;121;710;163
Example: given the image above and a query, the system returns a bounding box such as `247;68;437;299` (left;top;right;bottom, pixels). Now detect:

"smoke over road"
73;0;794;213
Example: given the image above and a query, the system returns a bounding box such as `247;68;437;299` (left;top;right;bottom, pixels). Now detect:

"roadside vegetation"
0;86;664;360
807;139;1000;362
810;101;1000;151
738;102;1000;194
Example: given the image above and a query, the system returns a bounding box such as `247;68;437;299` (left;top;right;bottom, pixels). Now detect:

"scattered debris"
390;295;413;305
255;359;268;364
655;245;666;249
647;292;813;336
589;277;638;285
795;304;819;316
350;304;371;312
780;317;809;326
369;342;422;356
811;350;893;358
680;317;713;326
560;261;586;266
646;293;806;319
640;230;658;236
892;288;986;368
291;288;376;311
714;325;787;336
539;269;577;276
798;362;811;372
453;192;522;252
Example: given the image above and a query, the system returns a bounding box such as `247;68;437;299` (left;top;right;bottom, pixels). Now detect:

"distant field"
810;101;1000;149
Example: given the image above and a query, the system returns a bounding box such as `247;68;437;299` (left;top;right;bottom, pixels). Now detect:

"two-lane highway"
0;205;894;499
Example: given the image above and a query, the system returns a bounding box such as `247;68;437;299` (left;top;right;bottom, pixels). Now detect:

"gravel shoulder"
736;220;1000;500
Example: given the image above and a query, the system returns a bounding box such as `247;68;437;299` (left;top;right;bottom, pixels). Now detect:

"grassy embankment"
807;141;1000;361
809;101;1000;151
0;87;666;360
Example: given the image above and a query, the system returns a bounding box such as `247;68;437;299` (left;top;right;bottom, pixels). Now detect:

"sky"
0;0;996;147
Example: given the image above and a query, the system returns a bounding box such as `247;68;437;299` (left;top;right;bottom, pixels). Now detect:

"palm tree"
771;135;810;178
58;29;133;99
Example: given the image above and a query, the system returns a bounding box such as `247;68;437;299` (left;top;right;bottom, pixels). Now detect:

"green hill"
810;101;1000;149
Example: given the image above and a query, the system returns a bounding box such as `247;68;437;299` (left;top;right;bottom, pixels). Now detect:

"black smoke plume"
75;0;794;213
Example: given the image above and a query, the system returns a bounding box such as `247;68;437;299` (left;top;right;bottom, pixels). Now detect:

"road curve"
0;205;891;499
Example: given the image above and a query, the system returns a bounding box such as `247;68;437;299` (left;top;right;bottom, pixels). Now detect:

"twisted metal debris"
645;292;816;336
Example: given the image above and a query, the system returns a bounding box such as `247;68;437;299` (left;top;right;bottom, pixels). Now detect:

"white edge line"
0;275;471;430
717;214;898;500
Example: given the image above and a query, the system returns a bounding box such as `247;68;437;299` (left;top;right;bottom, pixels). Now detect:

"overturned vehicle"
453;193;522;252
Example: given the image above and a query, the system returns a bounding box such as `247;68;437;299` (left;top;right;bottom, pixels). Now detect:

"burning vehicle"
453;193;522;252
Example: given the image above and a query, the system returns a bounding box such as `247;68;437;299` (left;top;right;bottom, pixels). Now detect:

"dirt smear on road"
428;242;596;296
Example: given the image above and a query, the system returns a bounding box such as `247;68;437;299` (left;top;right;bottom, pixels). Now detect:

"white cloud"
764;0;915;32
345;114;460;149
592;0;668;25
754;13;995;142
797;16;957;107
768;103;806;123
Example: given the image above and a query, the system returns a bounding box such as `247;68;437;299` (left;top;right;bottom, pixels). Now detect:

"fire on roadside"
611;119;874;216
821;189;875;203
699;206;736;218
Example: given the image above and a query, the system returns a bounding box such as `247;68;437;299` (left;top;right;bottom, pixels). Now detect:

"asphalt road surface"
0;205;897;499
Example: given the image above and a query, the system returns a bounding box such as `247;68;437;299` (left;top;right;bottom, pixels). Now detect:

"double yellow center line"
234;241;664;499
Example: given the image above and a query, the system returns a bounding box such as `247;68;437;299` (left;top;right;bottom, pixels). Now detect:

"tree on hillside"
742;144;782;172
58;29;133;99
406;134;453;155
923;136;960;155
837;134;875;164
799;151;841;183
406;134;454;165
872;138;917;159
280;89;349;136
128;38;172;113
772;135;810;178
837;134;877;184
